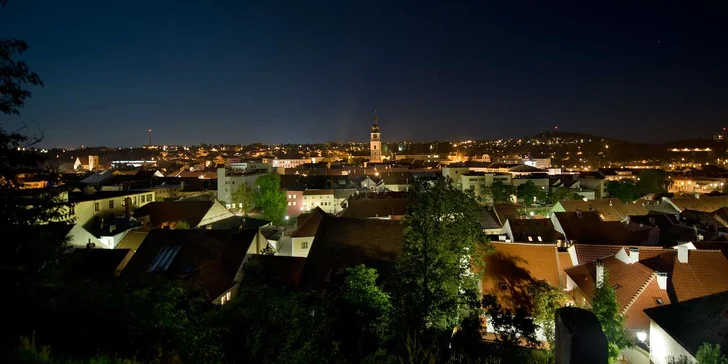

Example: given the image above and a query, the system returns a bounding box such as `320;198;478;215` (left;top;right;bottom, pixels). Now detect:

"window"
133;196;137;205
147;194;152;202
499;282;508;291
288;202;292;206
470;185;475;191
537;236;543;242
301;241;309;249
293;201;296;206
612;284;622;290
528;236;533;242
288;194;292;199
94;202;100;212
141;195;146;203
226;291;232;301
109;200;114;209
655;298;664;305
374;145;377;149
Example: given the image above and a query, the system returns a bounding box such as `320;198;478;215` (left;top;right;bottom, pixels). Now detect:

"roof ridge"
621;272;656;315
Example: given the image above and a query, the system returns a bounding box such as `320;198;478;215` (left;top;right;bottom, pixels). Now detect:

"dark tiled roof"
340;197;410;219
554;211;655;246
506;218;564;242
300;215;404;292
132;201;224;228
206;216;271;230
69;248;134;277
557;198;648;221
668;195;728;213
479;207;503;230
493;204;523;225
123;229;256;301
644;291;728;356
292;207;327;237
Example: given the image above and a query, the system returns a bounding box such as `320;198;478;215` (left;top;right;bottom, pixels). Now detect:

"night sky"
2;1;728;147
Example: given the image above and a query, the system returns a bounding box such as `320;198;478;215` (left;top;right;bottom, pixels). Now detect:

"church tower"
370;112;382;163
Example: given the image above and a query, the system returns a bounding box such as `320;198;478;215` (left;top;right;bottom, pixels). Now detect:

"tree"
481;294;537;346
488;180;514;204
336;265;393;362
392;177;491;335
637;169;671;196
231;183;255;214
174;220;190;229
516;181;546;206
0;7;73;352
549;186;584;204
591;269;632;361
606;179;640;203
254;173;287;225
696;343;728;364
527;280;567;356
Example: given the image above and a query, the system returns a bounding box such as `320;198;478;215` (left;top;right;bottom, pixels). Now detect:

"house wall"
69;191;155;226
286;190;304;217
649;320;695;364
303;193;336;214
66;224;105;249
579;178;606;199
217;168;261;205
291;236;313;257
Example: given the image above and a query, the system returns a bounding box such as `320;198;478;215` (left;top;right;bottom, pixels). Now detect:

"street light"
636;331;647;343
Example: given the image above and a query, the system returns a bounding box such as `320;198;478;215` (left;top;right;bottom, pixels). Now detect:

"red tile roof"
639;249;728;302
482;243;561;310
565;255;655;316
624;277;670;331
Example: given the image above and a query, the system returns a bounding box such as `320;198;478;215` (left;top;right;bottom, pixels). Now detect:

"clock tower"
370;112;382;163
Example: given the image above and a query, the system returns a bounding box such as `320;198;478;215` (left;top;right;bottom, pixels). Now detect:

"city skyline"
2;1;728;147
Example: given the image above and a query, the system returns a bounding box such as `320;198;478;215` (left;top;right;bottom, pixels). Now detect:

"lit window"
293;201;296;206
288;202;291;206
537;236;543;242
656;298;664;305
528;236;533;242
226;291;232;301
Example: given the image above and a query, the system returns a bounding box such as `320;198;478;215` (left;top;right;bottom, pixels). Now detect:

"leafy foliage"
0;38;43;115
487;180;514;204
231;183;255;213
392;177;491;334
591;269;632;361
481;295;537;346
637;169;672;196
255;172;287;224
606;179;640;202
516;181;546;206
696;342;728;364
549;186;584;204
174;220;190;229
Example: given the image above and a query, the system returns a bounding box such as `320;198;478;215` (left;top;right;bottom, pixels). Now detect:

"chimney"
677;244;689;263
628;247;639;264
595;259;605;288
124;197;132;217
656;272;668;290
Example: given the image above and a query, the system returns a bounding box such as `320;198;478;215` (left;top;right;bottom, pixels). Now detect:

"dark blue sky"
2;1;728;147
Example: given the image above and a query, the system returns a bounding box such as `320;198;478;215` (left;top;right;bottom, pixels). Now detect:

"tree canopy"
392;177;490;334
591;269;632;361
516;181;547;206
488;179;514;204
231;183;255;214
637;169;671;196
254;173;287;224
606;179;640;203
549;186;584;204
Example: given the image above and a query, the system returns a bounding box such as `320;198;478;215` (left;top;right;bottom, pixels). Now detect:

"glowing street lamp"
636;331;647;343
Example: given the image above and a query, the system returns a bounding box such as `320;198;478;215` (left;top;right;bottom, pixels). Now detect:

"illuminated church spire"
370;111;382;163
